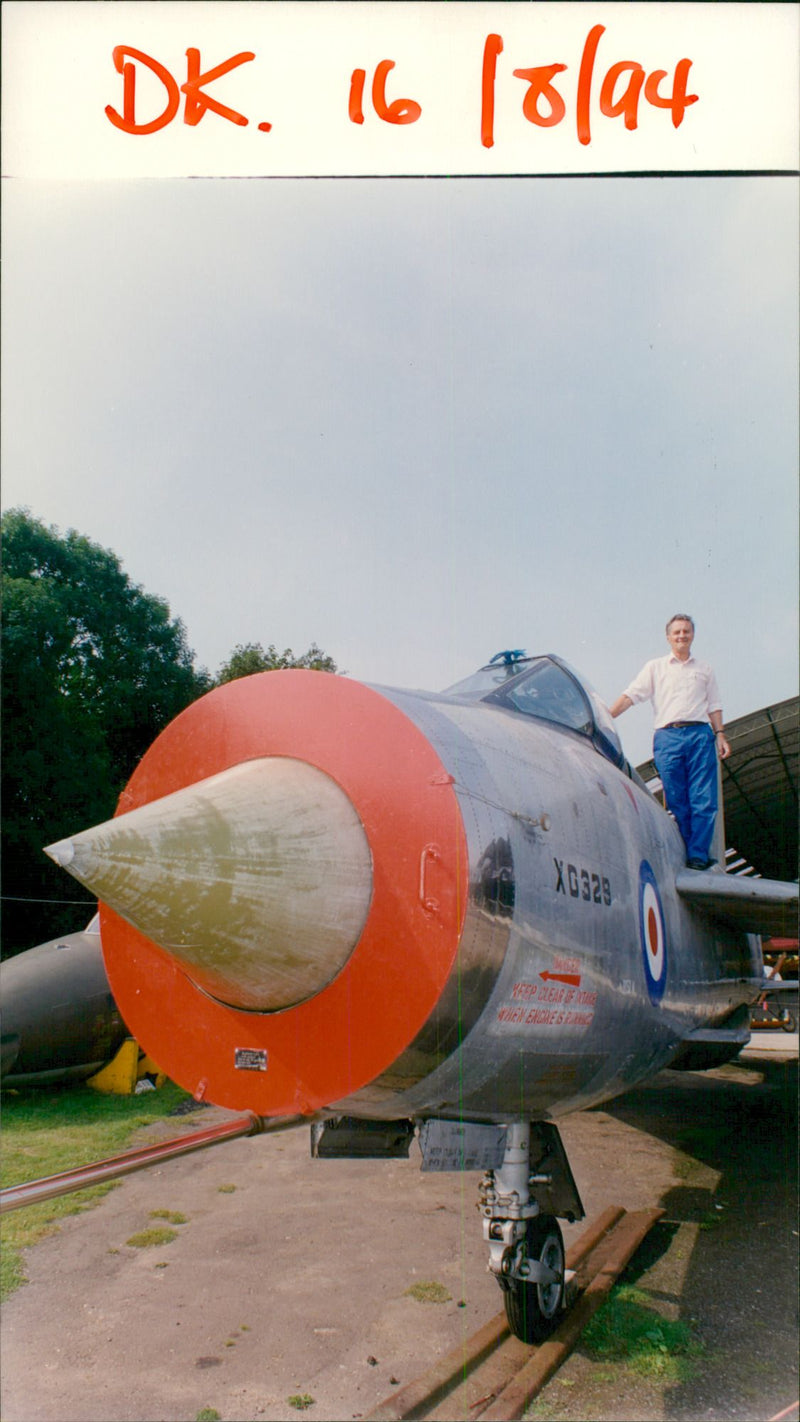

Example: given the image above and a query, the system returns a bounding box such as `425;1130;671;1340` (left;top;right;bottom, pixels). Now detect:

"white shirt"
623;654;722;729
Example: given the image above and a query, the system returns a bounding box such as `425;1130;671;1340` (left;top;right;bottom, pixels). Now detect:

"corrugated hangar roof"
637;696;798;883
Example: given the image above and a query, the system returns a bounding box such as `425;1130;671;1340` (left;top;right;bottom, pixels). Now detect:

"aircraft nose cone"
45;757;373;1012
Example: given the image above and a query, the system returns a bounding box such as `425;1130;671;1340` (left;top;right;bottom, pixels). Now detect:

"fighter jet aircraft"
34;655;800;1340
0;914;128;1086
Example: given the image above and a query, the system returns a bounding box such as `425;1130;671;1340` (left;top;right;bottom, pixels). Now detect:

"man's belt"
660;720;707;729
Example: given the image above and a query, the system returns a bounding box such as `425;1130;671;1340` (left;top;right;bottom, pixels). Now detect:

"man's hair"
665;613;695;634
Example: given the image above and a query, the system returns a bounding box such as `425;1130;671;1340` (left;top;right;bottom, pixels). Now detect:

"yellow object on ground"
88;1039;166;1095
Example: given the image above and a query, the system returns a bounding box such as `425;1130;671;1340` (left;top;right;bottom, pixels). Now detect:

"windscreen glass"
443;660;540;701
493;660;593;732
444;655;625;767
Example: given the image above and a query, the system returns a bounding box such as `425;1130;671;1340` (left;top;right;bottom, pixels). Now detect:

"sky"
2;172;797;767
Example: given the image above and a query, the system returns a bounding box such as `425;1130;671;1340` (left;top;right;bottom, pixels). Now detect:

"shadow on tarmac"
601;1052;798;1419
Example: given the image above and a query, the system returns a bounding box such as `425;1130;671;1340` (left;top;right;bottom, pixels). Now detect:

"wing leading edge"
675;870;798;939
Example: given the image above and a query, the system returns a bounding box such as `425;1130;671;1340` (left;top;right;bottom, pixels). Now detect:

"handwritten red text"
348;61;422;126
104;29;698;149
105;46;267;134
481;26;698;147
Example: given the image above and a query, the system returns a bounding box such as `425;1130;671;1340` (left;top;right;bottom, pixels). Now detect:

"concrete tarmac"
1;1037;796;1422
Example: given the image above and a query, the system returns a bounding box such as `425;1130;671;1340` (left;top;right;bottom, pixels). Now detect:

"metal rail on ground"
367;1206;664;1422
0;1113;311;1214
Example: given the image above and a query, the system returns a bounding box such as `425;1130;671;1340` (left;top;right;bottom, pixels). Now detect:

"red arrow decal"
540;971;581;986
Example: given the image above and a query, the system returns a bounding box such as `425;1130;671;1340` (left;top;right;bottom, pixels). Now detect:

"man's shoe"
686;858;707;869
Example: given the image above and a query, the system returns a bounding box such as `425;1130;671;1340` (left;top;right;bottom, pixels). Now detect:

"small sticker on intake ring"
235;1048;268;1072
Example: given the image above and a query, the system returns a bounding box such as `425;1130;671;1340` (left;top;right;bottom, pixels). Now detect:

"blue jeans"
653;724;718;863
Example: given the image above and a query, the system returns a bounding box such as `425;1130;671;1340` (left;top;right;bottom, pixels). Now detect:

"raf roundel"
638;860;667;1003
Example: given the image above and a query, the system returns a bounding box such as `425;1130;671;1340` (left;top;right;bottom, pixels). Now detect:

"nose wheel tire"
504;1214;565;1344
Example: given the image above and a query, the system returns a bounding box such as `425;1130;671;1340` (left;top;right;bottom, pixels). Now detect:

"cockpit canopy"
444;654;628;771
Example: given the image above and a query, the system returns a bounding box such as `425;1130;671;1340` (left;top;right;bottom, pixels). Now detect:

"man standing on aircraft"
609;615;731;869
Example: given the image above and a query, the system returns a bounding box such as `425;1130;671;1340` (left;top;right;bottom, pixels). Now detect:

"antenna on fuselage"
489;650;528;677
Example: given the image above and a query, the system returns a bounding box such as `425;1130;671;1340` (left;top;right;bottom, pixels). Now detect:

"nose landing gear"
502;1213;566;1343
479;1120;583;1343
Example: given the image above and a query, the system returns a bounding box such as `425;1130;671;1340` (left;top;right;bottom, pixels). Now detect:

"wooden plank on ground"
478;1208;664;1421
366;1204;629;1422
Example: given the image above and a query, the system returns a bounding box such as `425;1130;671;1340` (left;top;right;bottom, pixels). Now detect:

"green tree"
216;641;339;683
1;510;211;954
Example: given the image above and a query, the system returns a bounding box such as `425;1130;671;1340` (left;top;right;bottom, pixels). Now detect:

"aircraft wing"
675;870;798;938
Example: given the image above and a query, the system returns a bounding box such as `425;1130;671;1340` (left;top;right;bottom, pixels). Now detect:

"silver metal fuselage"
335;684;761;1123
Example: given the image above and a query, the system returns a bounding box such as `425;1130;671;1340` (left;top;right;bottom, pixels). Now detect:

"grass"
672;1153;698;1180
126;1226;178;1248
1;1079;190;1299
404;1279;452;1304
582;1284;704;1382
287;1396;315;1411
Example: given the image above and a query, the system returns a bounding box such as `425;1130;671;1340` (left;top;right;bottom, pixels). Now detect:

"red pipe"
0;1112;308;1214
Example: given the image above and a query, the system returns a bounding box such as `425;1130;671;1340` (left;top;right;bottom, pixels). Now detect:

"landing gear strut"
479;1120;583;1343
